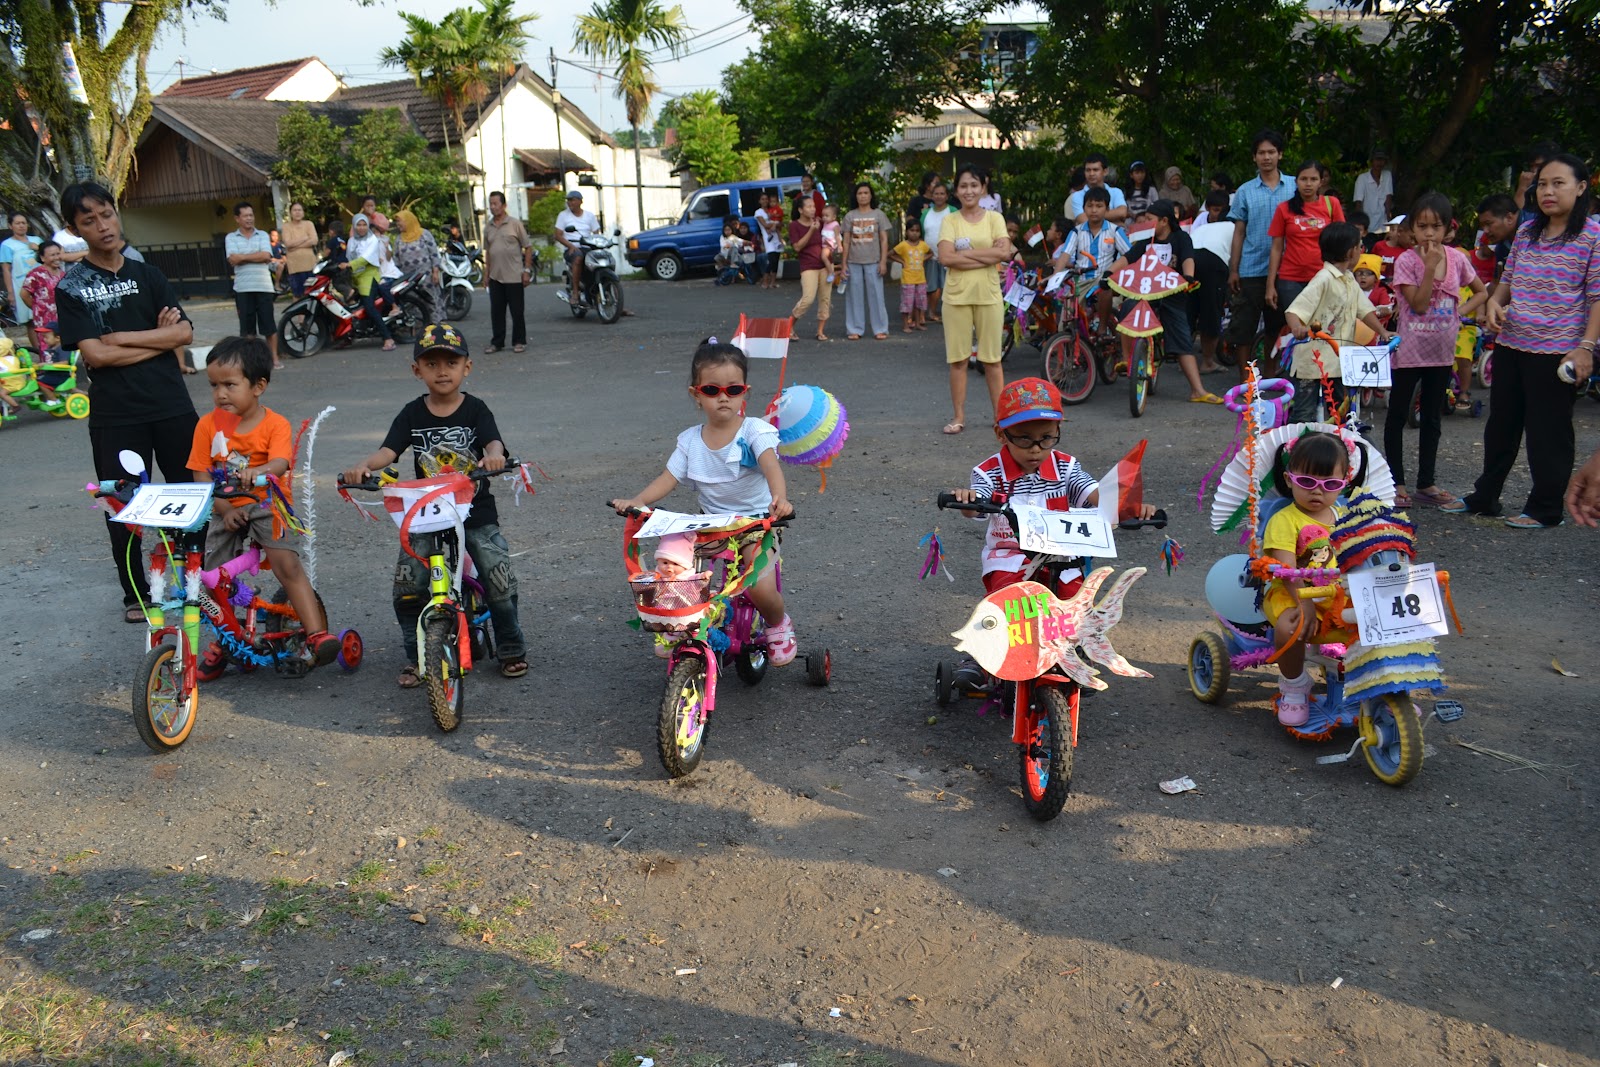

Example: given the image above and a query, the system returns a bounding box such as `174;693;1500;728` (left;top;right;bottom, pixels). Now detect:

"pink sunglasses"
1286;473;1348;493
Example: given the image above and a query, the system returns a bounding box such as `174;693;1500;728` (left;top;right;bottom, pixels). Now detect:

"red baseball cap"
995;377;1063;429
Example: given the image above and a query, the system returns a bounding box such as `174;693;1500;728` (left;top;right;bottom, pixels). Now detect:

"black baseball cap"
414;322;469;360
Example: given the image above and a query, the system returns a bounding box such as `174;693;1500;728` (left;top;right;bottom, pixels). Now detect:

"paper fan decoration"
1108;250;1189;301
770;384;849;490
1208;422;1395;533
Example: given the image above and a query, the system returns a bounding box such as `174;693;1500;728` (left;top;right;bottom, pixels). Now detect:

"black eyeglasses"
1004;431;1060;451
694;383;750;398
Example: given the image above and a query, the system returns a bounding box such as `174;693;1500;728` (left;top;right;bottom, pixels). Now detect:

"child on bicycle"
609;339;799;665
1052;186;1128;339
946;377;1155;688
341;322;527;686
1263;431;1352;726
1283;222;1393;424
187;336;338;671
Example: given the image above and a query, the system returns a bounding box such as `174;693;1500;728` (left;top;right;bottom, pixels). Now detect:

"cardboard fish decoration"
951;567;1152;688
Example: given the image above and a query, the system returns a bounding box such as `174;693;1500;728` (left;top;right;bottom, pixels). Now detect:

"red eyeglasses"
694;383;750;397
1286;473;1348;493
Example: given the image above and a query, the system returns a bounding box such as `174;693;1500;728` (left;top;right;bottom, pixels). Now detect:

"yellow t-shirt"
894;240;931;285
938;210;1007;305
1262;500;1342;619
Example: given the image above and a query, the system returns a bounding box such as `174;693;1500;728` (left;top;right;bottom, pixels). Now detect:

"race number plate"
1010;504;1117;558
1340;345;1394;388
635;509;743;539
1003;280;1036;310
1347;562;1449;646
115;483;214;530
1043;269;1069;294
389;486;472;533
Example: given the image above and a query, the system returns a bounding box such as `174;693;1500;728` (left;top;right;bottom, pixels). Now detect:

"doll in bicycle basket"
945;377;1156;689
610;338;800;664
341;322;528;686
187;336;339;670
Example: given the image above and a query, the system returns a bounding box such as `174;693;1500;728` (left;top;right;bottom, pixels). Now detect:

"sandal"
1412;487;1460;508
874;333;889;340
381;340;396;351
483;345;501;355
1188;393;1225;404
1506;513;1561;529
398;665;421;689
847;334;862;340
1393;489;1412;509
500;658;528;679
512;344;525;353
815;335;832;342
942;421;964;435
124;604;146;624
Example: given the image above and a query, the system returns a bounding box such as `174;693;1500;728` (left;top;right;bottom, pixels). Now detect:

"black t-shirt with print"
1126;229;1197;274
380;393;507;528
55;257;196;428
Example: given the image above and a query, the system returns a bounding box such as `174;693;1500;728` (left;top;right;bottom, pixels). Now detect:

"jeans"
393;522;525;661
845;261;889;336
361;282;394;340
90;412;200;608
1289;376;1344;424
1463;346;1576;524
1385;364;1452;489
488;279;526;346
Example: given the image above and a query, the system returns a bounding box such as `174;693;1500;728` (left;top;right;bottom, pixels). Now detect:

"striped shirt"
970;448;1098;576
1498;216;1600;354
1227;172;1295;277
667;417;781;515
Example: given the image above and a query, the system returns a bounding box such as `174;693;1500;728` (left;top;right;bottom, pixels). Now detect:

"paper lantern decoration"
1208;422;1396;533
770;384;849;490
1108;250;1188;301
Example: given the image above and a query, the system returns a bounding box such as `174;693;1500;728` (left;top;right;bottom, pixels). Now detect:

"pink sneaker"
764;615;797;666
1275;672;1313;726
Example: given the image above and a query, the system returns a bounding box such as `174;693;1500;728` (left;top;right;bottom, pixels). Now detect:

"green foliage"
667;91;765;184
525;188;566;239
272;106;465;231
573;0;691;128
381;0;537;149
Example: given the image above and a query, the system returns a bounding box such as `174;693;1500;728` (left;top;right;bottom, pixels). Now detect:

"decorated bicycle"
1039;264;1118;406
1188;366;1466;786
617;506;830;778
1107;242;1199;418
0;336;89;424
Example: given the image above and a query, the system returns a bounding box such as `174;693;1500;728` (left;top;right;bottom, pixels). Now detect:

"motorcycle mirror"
119;449;147;479
612;228;622;236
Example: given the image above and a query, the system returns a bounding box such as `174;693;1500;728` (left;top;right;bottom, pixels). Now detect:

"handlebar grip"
1297;585;1337;600
936;492;965;510
1118;508;1169;530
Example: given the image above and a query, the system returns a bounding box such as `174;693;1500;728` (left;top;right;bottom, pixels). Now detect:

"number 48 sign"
1346;562;1450;647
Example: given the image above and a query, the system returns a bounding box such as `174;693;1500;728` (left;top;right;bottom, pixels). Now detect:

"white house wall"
264;61;344;102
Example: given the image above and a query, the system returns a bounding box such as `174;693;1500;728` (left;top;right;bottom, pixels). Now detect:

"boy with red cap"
946;377;1155;687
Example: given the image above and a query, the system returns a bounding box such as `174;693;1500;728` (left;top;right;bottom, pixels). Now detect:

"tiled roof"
161;58;320;100
514;148;596;174
148;97;385;178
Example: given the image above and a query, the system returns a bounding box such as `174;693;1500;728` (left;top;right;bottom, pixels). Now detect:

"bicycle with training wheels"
616;506;830;778
1040;266;1117;406
931;492;1164;821
339;460;529;733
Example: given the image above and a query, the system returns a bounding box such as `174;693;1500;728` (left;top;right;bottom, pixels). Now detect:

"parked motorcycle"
557;227;624;325
276;259;432;358
439;244;475;320
444;238;483;287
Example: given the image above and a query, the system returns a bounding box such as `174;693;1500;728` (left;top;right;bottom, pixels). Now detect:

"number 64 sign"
114;483;215;530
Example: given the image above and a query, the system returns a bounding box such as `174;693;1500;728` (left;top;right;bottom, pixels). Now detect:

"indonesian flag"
1097;439;1148;524
1024;224;1044;247
731;314;791;360
1126;223;1156;243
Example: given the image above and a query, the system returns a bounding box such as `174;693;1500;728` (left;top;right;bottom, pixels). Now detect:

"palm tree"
573;0;690;227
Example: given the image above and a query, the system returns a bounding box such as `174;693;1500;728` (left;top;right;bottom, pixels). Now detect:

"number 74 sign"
1346;562;1450;647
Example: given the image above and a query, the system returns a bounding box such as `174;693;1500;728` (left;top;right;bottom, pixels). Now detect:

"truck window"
688;192;730;221
739;187;774;216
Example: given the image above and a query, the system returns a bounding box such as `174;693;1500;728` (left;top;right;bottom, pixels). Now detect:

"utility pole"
550;48;566;196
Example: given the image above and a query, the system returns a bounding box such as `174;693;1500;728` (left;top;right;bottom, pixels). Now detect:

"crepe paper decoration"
1159;537;1184;575
918;529;954;582
1108;250;1190;301
1208;421;1396;534
1116;299;1163;337
770;384;849;491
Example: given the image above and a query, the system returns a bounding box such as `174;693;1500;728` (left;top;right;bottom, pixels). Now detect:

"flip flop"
1189;393;1225;404
1412;487;1460;508
815;335;833;342
124;605;146;624
1506;514;1560;529
501;658;528;679
483;345;501;354
942;421;964;435
1393;490;1412;509
874;333;889;340
512;344;525;353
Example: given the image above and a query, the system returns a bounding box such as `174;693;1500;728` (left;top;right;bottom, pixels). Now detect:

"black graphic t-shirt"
380;393;506;527
56;257;196;428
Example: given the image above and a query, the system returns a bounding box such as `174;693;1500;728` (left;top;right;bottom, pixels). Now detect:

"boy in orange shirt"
187;335;337;670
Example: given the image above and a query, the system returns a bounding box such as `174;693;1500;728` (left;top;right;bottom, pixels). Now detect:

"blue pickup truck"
626;177;820;281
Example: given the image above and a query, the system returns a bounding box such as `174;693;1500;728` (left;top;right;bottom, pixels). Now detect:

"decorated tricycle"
0;338;89;424
1188;369;1466;786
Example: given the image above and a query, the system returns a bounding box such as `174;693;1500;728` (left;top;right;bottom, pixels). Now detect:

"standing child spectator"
1267;159;1345;314
714;222;744;286
342;322;528;684
755;192;783;290
189;336;339;672
1386;193;1486;509
1370;216;1413;285
1124;161;1156;216
1347;210;1371;245
1283;222;1393;423
1052;186;1129;341
892;219;932;332
736;219;764;286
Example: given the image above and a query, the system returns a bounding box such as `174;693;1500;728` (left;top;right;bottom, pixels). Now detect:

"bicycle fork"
415;552;473;678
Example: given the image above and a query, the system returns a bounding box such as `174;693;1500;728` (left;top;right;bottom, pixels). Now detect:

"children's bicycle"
1040;267;1113;406
931;493;1163;821
339;463;524;733
618;506;830;778
1127;328;1173;418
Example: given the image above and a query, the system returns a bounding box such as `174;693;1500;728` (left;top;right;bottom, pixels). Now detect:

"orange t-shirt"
187;407;293;504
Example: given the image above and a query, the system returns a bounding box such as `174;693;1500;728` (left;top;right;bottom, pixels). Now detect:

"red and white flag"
1097;439;1148;524
731;314;791;360
1024;224;1044;247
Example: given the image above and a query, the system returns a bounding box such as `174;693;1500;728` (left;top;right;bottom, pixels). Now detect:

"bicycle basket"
629;571;713;632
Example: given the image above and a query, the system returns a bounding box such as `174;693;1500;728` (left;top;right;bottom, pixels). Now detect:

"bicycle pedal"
1315;736;1367;765
1432;700;1465;723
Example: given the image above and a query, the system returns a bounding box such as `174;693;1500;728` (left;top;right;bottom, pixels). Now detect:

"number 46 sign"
1346;562;1450;647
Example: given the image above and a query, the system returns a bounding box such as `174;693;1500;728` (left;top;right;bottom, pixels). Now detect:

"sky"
128;0;1044;135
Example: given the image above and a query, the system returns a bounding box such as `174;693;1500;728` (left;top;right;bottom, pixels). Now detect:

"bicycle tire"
423;613;464;732
1129;338;1150;418
135;641;198;752
658;655;710;778
1361;693;1424;786
1043;331;1095;405
1019;686;1074;821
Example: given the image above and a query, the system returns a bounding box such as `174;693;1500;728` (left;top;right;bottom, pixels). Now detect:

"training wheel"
337;629;364;672
935;661;954;706
806;649;831;687
65;393;90;419
1187;632;1230;704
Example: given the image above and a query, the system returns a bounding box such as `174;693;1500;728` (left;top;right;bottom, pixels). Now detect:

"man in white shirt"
553;190;602;307
224;202;280;367
1065;153;1129;224
50;226;89;263
1352;152;1394;234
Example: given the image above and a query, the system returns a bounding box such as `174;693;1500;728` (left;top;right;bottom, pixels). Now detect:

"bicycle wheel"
1092;325;1119;384
1019;686;1074;821
734;614;768;686
658;655;710;778
135;641;198;752
422;613;464;732
1148;340;1161;396
1361;693;1424;786
1042;332;1095;405
1128;338;1151;418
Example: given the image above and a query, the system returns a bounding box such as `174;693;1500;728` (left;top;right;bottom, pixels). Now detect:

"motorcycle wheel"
278;305;325;358
444;286;472;320
593;272;624;325
395;294;429;342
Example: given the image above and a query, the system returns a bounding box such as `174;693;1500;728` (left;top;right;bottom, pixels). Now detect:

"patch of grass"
61;849;97;865
266;876;299;891
607;1051;641;1067
350;961;378;979
506;895;533;911
682;1055;728;1067
378;969;408;988
179;873;208;889
425;1016;456;1039
474;1031;505;1053
529;1021;560;1052
420;950;471;982
510;933;562;965
41;875;85;898
324;1025;356;1046
441;841;464;855
68;900;111;929
418;826;441;839
418;861;448;877
473;988;506;1014
349;859;386;886
257;896;317;935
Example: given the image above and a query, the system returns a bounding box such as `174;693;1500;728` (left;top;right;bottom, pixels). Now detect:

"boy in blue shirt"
1052;186;1129;338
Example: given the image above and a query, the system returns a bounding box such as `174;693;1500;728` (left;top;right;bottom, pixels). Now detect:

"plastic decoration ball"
771;384;849;467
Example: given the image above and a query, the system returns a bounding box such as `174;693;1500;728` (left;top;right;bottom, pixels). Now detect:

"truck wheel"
649;252;684;282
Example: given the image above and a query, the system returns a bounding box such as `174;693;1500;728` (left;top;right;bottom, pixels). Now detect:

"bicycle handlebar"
338;462;518;493
606;500;795;525
937;492;1167;530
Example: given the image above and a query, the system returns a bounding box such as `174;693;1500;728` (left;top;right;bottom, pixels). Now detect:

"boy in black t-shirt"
343;323;527;686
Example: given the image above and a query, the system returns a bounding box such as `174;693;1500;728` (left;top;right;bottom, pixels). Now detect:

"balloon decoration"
770;384;849;491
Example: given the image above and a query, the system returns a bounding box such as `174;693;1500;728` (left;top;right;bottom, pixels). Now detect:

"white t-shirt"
1190;218;1236;260
755;208;784;253
555;208;601;241
667;417;781;515
1066;185;1127;219
1353;170;1394;227
921;205;956;248
51;228;89;256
